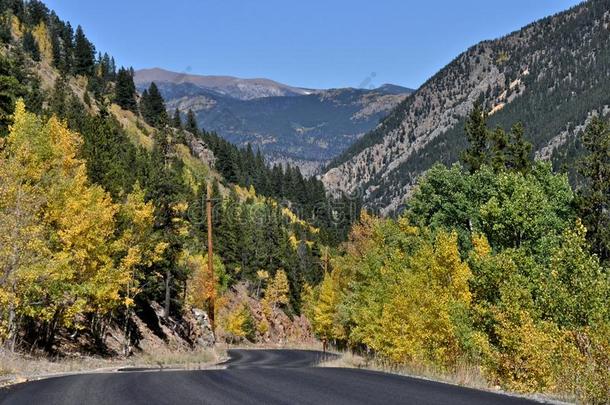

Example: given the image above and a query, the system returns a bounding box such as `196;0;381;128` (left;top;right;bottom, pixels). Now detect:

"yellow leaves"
184;252;225;310
312;270;345;341
257;317;269;335
288;234;299;249
0;102;162;335
122;183;155;232
263;269;290;310
496;51;509;64
434;231;472;304
397;216;418;235
472;233;491;257
10;16;22;39
223;303;254;341
488;309;564;393
371;230;472;367
32;22;53;62
256;270;269;282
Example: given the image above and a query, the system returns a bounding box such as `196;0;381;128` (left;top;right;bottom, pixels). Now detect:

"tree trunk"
164;268;171;319
6;302;16;352
123;308;132;357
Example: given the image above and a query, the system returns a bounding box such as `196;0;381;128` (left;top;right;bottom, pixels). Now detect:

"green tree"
506;122;532;173
172;108;182;129
490;126;508;172
140;82;167;127
576;116;610;262
185;109;198;134
114;67;137;112
461;103;489;173
22;31;40;61
73;25;94;76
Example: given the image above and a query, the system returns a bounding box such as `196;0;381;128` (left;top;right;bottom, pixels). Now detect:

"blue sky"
45;0;581;89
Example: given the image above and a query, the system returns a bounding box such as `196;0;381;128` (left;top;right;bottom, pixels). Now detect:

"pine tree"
461;103;489;173
185;109;198;134
59;22;74;74
577;117;610;262
114;67;137;112
73;25;94;76
22;31;41;61
172;108;182;129
490;126;508;172
25;0;49;26
507;122;532;173
140;82;167;127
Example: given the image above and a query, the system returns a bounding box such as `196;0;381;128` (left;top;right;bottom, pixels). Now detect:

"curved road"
0;349;539;404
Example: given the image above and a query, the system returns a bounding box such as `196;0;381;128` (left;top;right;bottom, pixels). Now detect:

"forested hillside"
0;0;357;355
324;0;610;214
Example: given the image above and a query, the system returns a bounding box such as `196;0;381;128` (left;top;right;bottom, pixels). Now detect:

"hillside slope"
324;0;610;213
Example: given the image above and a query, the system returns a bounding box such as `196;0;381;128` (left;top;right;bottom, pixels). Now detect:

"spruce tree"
59;22;74;74
22;31;40;61
139;89;150;120
461;103;489;173
185;109;198;134
140;82;168;127
114;67;137;112
507;122;532;173
577;117;610;262
172;108;182;128
73;25;94;76
490;126;508;172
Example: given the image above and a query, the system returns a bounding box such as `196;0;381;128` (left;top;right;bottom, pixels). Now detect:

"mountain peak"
134;68;311;100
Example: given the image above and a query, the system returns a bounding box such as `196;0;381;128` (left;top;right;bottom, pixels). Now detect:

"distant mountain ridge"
323;0;610;213
135;68;313;100
135;68;413;173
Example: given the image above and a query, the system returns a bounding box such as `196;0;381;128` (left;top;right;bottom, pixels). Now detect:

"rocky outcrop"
216;283;315;345
183;130;216;168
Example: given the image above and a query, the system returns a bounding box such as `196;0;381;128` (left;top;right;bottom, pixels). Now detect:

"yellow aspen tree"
32;22;53;62
114;183;166;353
1;101;152;347
263;269;289;311
184;253;224;311
0;109;48;347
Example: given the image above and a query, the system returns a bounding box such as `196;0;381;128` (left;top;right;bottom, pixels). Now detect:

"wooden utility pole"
206;182;216;335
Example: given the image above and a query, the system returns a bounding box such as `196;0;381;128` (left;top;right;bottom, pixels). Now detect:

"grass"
0;346;223;386
320;351;488;389
109;105;154;151
318;350;572;404
134;348;225;370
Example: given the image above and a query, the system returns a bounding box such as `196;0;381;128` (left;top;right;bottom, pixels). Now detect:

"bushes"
223;303;255;343
307;163;610;403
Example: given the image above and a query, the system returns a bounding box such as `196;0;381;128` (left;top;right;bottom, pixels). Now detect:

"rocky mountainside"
135;69;412;174
324;0;610;213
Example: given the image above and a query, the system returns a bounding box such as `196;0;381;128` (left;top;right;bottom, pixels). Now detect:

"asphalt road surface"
0;349;540;405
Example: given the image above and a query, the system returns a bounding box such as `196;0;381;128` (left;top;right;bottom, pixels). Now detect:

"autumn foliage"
0;101;163;349
307;165;610;403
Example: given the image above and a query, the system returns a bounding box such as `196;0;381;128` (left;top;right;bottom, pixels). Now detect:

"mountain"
135;67;312;100
135;69;413;174
323;0;610;214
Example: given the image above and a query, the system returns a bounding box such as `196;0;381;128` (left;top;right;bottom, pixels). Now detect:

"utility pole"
206;182;216;335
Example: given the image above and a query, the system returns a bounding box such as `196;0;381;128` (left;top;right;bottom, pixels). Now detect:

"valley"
0;1;609;404
135;68;412;174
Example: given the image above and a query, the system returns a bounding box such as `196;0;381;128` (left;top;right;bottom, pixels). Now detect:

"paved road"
0;349;539;405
